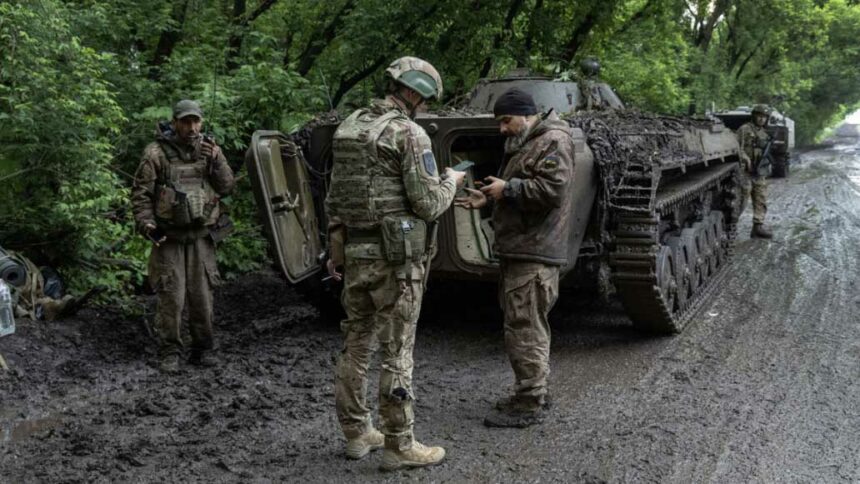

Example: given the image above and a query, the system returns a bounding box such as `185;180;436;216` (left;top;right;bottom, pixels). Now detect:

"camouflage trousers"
335;254;426;450
148;236;220;357
740;171;768;224
499;259;560;398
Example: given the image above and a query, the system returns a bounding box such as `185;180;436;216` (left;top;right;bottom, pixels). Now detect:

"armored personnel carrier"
712;105;795;177
246;67;742;334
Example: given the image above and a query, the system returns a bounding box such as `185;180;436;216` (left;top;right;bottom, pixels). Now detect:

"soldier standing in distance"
131;100;235;374
324;56;466;471
455;88;576;428
737;104;774;239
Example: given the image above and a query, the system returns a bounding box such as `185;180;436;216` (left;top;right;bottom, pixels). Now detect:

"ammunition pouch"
380;216;427;264
155;184;218;228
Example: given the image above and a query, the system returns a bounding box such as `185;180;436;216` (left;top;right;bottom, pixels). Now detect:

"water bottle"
0;279;15;337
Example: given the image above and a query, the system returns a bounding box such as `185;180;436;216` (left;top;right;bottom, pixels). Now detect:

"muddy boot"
751;223;773;239
345;428;384;460
158;354;180;374
495;394;552;412
484;394;549;428
379;439;446;471
188;349;218;367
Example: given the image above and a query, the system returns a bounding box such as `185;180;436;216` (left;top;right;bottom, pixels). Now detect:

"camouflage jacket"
131;126;235;235
327;98;457;231
737;121;770;174
492;115;576;266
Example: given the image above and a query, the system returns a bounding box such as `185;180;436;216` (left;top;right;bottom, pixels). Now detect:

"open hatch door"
246;130;323;283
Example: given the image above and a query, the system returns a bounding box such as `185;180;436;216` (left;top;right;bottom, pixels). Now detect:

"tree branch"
294;0;357;76
331;2;441;106
734;36;766;80
560;8;600;63
226;0;279;71
615;0;657;36
480;0;525;77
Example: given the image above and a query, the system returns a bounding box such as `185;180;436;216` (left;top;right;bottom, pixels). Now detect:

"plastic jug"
0;279;15;337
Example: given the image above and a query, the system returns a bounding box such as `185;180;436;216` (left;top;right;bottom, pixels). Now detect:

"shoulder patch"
543;154;560;169
422;149;437;176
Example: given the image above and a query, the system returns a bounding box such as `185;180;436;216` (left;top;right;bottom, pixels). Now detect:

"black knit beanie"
493;88;538;116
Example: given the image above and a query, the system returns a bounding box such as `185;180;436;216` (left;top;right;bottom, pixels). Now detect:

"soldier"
737;104;774;239
454;88;576;428
324;56;465;471
131;100;235;374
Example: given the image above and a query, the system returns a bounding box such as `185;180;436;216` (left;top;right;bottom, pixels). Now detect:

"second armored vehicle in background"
713;106;795;178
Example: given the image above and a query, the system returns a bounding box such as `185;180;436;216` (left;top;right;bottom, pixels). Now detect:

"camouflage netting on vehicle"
566;110;717;213
288;111;341;177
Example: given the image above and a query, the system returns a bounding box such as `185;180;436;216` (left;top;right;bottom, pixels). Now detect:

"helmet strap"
393;91;421;118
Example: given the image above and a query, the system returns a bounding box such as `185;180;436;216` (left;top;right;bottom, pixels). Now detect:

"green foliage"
2;0;860;309
0;1;141;303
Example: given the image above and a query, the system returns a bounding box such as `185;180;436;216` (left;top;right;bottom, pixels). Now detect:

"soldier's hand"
444;167;467;188
200;138;221;160
480;176;507;201
326;259;342;282
454;188;488;209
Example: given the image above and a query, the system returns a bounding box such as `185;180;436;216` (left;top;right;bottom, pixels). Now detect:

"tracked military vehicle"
246;67;742;334
713;105;795;178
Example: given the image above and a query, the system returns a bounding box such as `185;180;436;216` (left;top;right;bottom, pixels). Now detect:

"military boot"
345;428;384;460
484;394;549;428
188;349;218;367
751;223;773;239
158;354;180;374
379;440;446;471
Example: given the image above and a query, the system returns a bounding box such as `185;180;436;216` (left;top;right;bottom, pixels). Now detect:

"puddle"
1;414;62;443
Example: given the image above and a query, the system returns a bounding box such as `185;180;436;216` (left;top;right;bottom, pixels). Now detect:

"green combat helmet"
752;104;770;117
580;57;601;79
385;56;443;100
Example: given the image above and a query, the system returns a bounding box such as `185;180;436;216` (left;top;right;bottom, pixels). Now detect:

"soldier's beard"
503;119;536;154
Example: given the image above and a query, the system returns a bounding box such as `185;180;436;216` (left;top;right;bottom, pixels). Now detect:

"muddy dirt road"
3;130;860;483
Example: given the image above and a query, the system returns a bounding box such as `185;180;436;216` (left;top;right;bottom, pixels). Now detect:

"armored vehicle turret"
247;68;743;334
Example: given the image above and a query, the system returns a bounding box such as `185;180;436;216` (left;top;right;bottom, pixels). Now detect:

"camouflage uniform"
737;121;769;225
131;126;234;360
327;98;457;451
492;115;576;401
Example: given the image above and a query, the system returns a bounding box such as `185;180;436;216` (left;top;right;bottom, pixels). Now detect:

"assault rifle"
754;137;774;177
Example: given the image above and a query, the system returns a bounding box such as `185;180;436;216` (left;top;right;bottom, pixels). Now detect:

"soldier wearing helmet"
324;56;465;471
736;104;774;239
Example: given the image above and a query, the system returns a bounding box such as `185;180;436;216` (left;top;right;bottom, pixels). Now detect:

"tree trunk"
149;0;189;80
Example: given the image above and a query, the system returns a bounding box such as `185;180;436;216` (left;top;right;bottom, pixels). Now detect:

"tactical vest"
327;109;412;229
154;141;220;228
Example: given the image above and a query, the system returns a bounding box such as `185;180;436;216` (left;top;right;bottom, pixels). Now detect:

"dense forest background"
1;0;859;306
